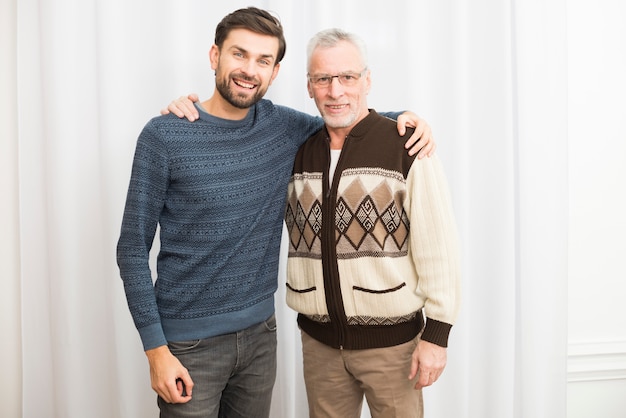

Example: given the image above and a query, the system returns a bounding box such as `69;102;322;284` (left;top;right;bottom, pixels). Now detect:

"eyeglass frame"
307;68;368;88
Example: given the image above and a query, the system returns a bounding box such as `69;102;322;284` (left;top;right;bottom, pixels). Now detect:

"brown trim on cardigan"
297;310;424;350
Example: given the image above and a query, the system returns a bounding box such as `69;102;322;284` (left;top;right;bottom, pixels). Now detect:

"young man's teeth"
235;80;254;89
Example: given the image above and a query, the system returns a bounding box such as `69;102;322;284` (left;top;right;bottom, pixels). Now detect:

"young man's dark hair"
214;7;287;64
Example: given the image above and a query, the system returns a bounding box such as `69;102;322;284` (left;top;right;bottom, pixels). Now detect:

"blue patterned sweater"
117;100;323;350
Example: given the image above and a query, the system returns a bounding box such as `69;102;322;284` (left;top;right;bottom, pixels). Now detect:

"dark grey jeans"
158;314;277;418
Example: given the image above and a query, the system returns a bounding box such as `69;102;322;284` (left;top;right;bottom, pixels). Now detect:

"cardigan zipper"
322;135;350;349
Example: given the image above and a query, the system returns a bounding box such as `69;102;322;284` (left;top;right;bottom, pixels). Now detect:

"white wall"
567;1;626;416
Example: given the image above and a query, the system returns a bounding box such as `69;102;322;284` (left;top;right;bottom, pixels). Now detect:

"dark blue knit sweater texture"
117;100;322;350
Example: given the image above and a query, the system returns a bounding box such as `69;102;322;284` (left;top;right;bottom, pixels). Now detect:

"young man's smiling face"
211;28;281;110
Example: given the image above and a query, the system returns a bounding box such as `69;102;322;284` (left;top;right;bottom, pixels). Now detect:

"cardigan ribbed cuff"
421;317;452;347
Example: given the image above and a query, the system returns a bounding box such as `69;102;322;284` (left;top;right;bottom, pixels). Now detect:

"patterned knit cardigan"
285;110;461;350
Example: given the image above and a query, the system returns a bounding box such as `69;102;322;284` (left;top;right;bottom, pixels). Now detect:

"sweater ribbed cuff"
421;317;452;347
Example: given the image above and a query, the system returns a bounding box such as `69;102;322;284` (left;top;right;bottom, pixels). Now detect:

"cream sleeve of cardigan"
406;154;462;328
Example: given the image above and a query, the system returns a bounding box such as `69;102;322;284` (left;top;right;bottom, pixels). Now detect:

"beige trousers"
301;331;424;418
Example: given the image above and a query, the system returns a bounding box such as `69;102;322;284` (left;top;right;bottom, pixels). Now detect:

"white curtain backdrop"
2;0;576;417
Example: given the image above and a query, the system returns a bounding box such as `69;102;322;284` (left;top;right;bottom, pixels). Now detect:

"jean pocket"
263;314;277;332
168;339;202;353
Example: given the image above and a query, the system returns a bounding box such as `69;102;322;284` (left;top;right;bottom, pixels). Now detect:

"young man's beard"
215;74;266;109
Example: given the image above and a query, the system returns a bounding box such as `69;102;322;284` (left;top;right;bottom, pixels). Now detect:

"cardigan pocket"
285;275;329;317
349;281;419;321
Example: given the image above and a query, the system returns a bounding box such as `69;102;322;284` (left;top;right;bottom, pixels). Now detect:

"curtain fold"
512;1;568;416
5;0;570;417
1;0;22;417
17;0;56;416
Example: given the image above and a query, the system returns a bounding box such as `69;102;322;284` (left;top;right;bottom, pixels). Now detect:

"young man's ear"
209;44;220;70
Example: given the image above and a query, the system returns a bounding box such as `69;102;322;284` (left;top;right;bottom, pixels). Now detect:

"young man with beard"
117;7;434;418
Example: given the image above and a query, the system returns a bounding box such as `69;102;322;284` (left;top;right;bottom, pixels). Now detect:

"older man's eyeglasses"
308;69;367;88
